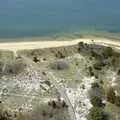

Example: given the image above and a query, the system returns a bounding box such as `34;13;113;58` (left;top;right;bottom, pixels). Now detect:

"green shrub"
89;82;105;100
78;42;84;47
115;96;120;107
106;87;116;104
78;42;84;52
33;56;39;63
88;66;95;76
88;107;108;120
50;60;69;70
93;60;106;71
93;63;102;71
91;83;100;89
117;69;120;75
106;88;120;107
91;50;101;60
4;60;26;75
0;111;12;120
110;56;120;70
89;66;93;71
91;96;103;107
103;47;113;58
55;51;65;58
90;71;94;76
0;61;4;74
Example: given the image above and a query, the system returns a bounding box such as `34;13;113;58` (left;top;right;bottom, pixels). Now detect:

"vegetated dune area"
0;36;120;120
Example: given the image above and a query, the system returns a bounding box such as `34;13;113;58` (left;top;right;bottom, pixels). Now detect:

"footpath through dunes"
0;37;120;51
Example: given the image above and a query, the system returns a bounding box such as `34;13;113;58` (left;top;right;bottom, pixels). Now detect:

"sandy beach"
0;37;120;51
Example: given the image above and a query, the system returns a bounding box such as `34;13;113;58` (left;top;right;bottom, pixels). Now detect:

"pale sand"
0;37;120;52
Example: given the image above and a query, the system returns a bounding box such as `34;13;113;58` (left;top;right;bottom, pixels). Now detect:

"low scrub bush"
115;96;120;107
0;61;4;74
91;96;103;107
55;51;65;58
88;107;108;120
0;110;12;120
106;87;116;104
107;87;120;107
50;60;69;70
4;60;26;75
93;60;106;71
117;69;120;75
90;82;105;99
91;83;100;89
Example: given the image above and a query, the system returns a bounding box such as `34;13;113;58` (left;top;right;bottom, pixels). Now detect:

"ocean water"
0;0;120;41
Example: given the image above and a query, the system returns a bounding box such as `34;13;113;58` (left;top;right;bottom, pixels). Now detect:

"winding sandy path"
0;37;120;51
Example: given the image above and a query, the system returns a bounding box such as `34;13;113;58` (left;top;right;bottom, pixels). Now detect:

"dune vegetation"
0;41;120;120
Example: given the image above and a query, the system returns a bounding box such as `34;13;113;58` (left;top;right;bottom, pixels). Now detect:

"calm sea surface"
0;0;120;41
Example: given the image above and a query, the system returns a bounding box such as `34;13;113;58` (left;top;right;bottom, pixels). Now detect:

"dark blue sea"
0;0;120;41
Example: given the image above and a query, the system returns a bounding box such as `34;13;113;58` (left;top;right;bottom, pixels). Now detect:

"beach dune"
0;37;120;51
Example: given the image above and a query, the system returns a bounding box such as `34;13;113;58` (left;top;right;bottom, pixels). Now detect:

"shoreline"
0;36;120;51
